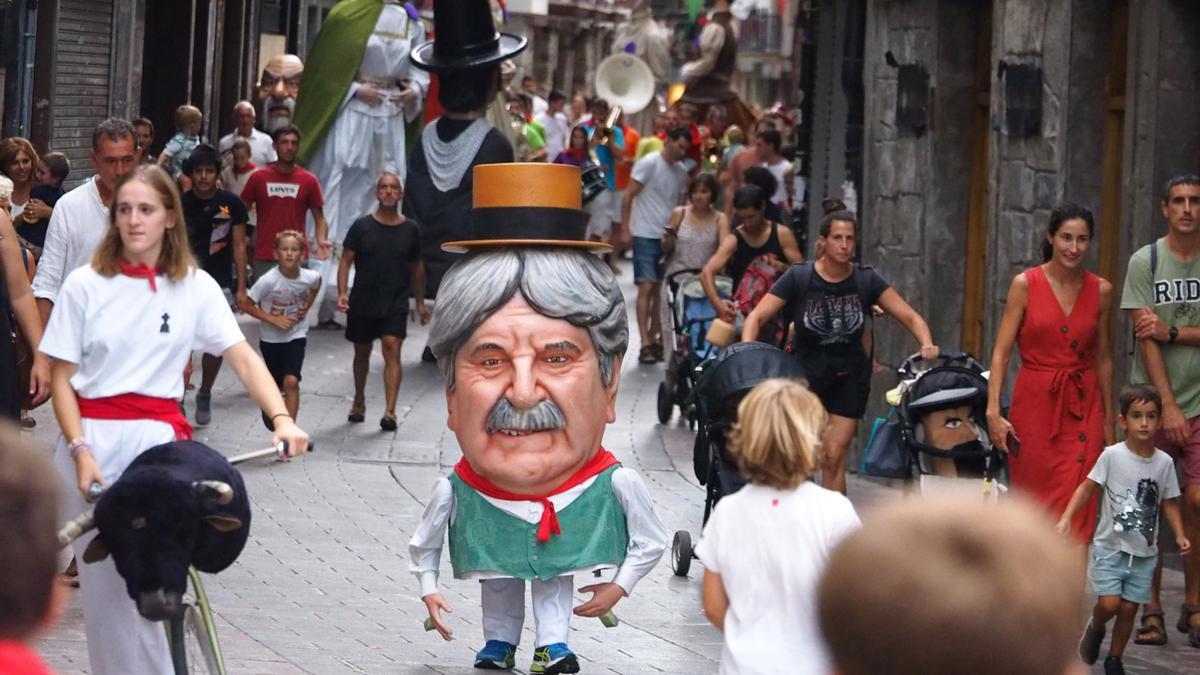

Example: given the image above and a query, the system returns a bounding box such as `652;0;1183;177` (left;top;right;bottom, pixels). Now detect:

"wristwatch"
1169;326;1179;344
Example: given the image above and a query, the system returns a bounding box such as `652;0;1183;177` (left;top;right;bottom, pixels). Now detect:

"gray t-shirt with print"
1089;442;1181;557
1120;239;1200;418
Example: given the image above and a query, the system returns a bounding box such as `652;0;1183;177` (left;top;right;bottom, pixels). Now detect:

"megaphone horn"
595;53;655;115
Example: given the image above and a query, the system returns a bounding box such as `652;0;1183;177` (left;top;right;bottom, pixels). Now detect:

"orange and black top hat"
442;163;612;253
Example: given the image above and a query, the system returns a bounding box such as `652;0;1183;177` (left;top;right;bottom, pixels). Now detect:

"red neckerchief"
567;147;588;162
454;448;619;543
78;393;193;440
234;161;257;176
119;260;159;292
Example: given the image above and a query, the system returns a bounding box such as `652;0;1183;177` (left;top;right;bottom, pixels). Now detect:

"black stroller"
656;268;732;426
670;342;806;576
895;352;1006;492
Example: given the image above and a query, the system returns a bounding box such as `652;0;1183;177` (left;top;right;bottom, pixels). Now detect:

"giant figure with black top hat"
402;0;521;301
408;163;668;673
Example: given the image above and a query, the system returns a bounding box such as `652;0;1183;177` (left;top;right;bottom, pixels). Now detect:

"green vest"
448;466;628;581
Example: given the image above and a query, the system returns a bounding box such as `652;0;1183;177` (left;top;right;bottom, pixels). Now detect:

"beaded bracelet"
68;438;94;460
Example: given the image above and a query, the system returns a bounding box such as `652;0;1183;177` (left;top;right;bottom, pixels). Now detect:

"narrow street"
31;264;1194;674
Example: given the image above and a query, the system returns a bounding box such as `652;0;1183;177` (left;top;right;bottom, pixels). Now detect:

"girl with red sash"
39;165;310;675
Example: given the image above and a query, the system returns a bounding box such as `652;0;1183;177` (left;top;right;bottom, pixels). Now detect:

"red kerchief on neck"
454;448;620;543
119;260;159;292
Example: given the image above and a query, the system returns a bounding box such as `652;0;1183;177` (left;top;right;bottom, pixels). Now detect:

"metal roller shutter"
53;0;113;175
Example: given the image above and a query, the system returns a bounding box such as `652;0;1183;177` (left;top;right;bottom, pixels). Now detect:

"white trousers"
480;576;573;647
56;418;176;675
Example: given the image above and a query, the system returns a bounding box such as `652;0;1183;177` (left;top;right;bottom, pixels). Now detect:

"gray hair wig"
429;248;629;388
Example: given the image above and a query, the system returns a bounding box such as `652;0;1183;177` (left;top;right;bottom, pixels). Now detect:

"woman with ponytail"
987;203;1114;542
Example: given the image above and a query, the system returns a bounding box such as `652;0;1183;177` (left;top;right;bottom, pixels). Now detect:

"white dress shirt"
218;128;278;168
409;465;667;598
32;177;108;304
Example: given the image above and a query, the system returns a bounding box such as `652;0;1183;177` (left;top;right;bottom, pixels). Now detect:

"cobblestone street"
30;266;1196;674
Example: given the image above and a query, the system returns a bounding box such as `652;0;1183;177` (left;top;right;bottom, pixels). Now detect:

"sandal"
1135;609;1168;646
20;414;36;429
1177;603;1200;648
380;411;398;432
638;345;657;364
348;403;365;423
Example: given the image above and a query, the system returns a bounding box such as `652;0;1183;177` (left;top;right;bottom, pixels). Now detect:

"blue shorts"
632;236;664;284
1088;545;1155;603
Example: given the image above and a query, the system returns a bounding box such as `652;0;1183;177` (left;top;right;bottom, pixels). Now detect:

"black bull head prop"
81;441;252;621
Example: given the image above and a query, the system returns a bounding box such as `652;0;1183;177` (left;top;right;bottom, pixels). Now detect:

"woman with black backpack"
742;209;939;493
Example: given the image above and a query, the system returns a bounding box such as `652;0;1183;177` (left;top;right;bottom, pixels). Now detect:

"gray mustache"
486;398;566;434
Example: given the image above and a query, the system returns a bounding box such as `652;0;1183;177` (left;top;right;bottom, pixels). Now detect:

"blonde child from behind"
242;230;320;429
1058;383;1191;674
695;378;860;675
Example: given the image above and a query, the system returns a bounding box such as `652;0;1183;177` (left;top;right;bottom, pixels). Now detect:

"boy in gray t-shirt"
1059;384;1190;673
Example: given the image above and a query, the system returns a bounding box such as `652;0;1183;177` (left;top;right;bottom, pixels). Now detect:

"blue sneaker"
530;643;579;674
474;640;516;670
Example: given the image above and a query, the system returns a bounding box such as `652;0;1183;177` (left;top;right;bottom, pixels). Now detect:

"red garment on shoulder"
454;448;619;543
0;641;54;675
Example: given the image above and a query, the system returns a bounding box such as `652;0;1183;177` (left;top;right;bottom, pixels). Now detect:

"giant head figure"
427;164;627;495
257;54;304;133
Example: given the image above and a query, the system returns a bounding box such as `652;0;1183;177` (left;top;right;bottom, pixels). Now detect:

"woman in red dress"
987;203;1114;540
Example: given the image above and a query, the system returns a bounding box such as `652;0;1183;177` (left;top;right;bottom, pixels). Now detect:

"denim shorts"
632;236;664;284
1088;544;1155;603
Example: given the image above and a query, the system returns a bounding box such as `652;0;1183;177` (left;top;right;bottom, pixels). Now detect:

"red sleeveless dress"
1008;266;1104;539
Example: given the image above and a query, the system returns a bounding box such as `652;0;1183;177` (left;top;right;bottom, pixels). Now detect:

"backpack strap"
1129;241;1160;356
854;263;877;362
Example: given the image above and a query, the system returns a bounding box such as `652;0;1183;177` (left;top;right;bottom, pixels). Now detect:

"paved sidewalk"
32;264;1196;674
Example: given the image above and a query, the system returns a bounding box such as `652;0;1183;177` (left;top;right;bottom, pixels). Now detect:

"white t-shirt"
40;266;245;399
32;177;109;303
534;110;569;160
630;152;687;239
218;128;277;168
248;267;322;343
694;482;861;675
763;159;792;206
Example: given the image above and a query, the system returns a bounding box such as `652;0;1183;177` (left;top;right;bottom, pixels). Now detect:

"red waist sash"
78;393;192;441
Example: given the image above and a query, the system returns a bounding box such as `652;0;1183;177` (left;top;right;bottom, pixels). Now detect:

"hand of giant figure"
293;0;429;246
408;165;667;673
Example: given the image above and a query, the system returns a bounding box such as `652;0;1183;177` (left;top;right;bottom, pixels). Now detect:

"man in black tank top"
700;185;802;323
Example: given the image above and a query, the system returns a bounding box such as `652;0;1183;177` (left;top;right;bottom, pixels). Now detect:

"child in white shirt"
243;229;320;428
695;378;861;675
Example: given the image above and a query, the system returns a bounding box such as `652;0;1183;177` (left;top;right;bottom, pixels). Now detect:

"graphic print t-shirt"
1089;442;1181;557
247;267;322;343
240;166;324;261
1120;239;1200;418
769;264;889;356
182;189;249;287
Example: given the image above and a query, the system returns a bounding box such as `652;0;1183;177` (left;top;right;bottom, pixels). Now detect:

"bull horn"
191;480;234;505
57;508;97;549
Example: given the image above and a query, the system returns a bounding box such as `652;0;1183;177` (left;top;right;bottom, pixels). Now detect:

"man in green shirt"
1120;173;1200;648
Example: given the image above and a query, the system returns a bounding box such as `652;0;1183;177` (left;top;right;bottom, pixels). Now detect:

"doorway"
961;2;993;357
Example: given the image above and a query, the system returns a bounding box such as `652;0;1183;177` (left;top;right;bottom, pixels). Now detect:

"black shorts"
803;352;872;419
260;338;307;386
345;311;407;343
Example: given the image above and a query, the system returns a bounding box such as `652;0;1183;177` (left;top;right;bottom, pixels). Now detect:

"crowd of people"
1;54;1199;675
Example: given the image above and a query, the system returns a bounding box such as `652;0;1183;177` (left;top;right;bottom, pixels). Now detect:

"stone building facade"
803;0;1200;438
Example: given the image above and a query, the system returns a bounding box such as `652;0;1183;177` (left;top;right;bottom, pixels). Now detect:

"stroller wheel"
656;381;674;424
671;530;693;577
